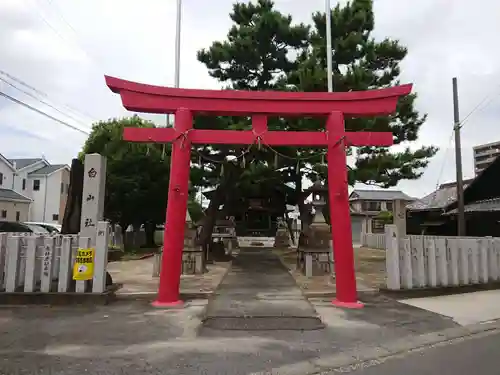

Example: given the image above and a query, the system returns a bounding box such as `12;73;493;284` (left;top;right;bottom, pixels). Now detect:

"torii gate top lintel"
105;75;412;117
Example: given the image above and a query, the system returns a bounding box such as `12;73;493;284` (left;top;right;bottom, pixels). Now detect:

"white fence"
0;221;110;294
361;232;386;249
385;225;500;290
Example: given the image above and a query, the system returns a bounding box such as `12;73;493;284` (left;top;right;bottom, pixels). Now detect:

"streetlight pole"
325;0;333;92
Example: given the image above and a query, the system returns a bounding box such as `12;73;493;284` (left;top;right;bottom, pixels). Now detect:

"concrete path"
0;293;463;374
399;290;500;326
203;247;323;330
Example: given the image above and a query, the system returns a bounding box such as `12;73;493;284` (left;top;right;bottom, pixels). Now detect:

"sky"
1;0;499;199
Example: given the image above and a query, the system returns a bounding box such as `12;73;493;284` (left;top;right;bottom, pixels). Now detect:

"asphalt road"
344;330;500;374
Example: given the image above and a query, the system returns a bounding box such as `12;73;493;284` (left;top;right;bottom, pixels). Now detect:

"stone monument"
182;208;205;274
274;217;290;248
80;154;107;246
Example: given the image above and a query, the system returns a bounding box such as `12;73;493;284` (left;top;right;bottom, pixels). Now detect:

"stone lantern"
297;180;334;277
307;181;331;245
309;181;328;227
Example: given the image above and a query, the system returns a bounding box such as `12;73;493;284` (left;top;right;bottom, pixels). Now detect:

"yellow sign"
73;248;95;281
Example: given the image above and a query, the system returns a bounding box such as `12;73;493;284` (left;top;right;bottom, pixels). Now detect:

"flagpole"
325;0;333;92
174;0;182;89
166;0;183;127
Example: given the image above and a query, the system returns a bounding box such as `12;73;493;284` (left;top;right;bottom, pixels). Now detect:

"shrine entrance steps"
202;247;324;331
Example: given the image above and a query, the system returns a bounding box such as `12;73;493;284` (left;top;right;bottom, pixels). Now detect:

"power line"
0;89;89;135
0;69;97;122
44;0;79;35
0;77;91;128
459;83;500;129
36;0;105;71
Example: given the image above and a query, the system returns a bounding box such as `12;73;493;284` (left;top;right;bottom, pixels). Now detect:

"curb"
250;319;500;375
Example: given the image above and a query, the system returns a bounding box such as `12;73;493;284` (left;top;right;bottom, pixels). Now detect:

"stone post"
393;199;407;236
384;224;401;290
80;154;107;246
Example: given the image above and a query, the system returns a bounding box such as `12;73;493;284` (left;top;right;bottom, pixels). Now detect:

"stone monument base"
274;227;290;248
152;246;206;277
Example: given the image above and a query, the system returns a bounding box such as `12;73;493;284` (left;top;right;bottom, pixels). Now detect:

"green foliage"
288;0;437;186
188;198;205;223
80;115;170;228
195;0;437;192
375;210;393;224
194;0;310;198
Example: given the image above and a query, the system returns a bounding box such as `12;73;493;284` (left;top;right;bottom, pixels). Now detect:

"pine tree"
194;0;311;243
288;0;437;186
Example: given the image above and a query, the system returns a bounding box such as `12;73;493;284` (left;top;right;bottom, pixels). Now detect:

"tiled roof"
446;198;500;214
29;164;67;176
349;189;414;201
407;179;474;211
0;188;31;202
8;158;43;169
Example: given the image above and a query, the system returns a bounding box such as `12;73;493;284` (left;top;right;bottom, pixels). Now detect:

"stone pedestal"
274;218;290;248
298;220;334;276
182;213;205;275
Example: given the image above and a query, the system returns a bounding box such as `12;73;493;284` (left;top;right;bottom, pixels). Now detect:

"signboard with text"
72;248;95;280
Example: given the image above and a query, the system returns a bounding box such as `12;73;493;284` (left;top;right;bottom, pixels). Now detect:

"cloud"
0;0;499;198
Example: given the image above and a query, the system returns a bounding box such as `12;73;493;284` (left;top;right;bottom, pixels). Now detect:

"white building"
0;154;70;224
473;140;500;175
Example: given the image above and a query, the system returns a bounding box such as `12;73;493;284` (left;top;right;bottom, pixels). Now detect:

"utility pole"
453;77;466;236
325;0;333;93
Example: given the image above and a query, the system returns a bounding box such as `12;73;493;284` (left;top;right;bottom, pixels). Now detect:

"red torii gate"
106;75;412;309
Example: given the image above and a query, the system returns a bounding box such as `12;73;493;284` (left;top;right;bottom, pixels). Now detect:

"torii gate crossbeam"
105;75;412;309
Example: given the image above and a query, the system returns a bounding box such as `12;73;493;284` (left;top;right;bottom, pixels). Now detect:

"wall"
44;171;65;224
0;160;14;190
58;169;70;224
29;176;47;222
13;170;31;198
0;200;30;222
13;160;47;198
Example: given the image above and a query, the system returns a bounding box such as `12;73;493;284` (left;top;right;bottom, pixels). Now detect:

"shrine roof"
445;197;500;215
349;189;414;202
408;155;500;212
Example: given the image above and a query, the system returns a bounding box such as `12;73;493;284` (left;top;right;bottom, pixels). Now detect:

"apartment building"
0;154;70;224
473;141;500;175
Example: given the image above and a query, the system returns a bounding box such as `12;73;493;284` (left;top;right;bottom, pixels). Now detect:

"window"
0;172;3;186
22;178;26;190
371;219;385;233
362;201;381;211
15;211;20;222
60;182;64;193
385;202;393;212
33;179;40;191
1;210;6;219
52;214;59;221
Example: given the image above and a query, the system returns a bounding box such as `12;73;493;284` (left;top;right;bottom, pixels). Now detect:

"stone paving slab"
203;248;321;330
